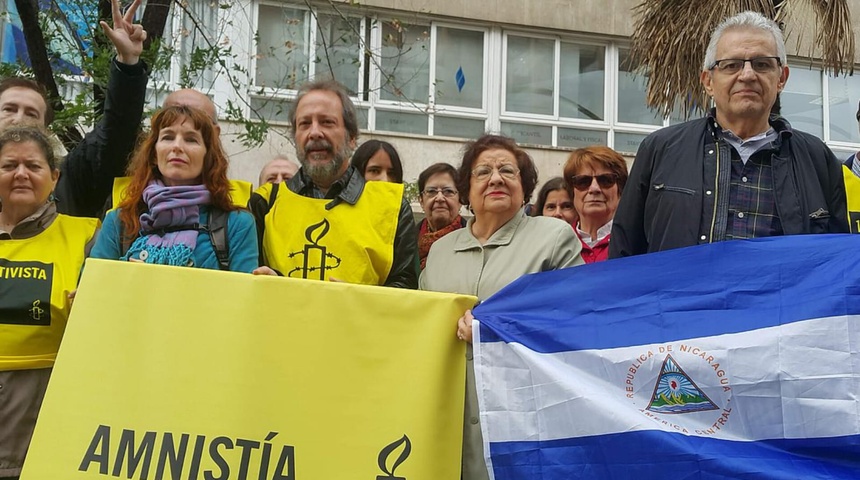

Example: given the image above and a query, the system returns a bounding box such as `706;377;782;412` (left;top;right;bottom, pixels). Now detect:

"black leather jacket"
54;58;149;218
249;165;419;289
611;112;848;258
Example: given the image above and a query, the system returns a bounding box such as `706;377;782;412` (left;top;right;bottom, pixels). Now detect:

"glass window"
315;14;362;93
617;49;662;125
251;96;291;123
500;122;552;146
560;43;605;120
505;35;554;115
558;128;608;148
827;74;860;144
376;110;428;134
434;116;485;139
356;107;369;130
255;5;309;89
177;0;220;88
781;67;822;138
379;20;430;103
435;27;484;109
614;132;648;155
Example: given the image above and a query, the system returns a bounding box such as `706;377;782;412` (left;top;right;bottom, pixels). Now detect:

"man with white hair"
611;10;848;257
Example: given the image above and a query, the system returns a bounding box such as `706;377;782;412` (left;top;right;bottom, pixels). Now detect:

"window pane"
560;43;604;120
356;107;369;130
781;67;822;138
434;116;485;139
380;21;430;103
828;74;860;143
435;27;484;109
500;122;552;146
614;132;648;154
314;14;362;93
506;35;554;115
617;49;662;125
256;5;309;89
178;0;219;88
376;110;428;134
251;96;291;123
558;128;608;148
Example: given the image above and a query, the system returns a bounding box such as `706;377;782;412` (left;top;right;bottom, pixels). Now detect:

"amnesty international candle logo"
376;434;411;480
287;218;342;280
0;259;53;326
623;344;734;436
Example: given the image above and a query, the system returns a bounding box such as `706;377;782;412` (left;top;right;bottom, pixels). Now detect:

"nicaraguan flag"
472;235;860;479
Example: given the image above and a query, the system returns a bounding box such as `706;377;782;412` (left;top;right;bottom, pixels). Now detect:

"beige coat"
420;210;584;480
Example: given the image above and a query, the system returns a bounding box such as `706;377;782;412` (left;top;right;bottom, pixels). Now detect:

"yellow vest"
0;214;98;371
111;178;252;209
843;165;860;234
259;181;402;285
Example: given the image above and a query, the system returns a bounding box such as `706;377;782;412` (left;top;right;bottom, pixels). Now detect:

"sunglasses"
569;173;619;191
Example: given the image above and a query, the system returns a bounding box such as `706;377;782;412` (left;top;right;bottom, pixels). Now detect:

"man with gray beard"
249;80;418;288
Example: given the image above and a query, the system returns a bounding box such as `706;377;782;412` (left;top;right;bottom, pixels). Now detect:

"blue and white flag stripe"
475;235;860;354
472;235;860;479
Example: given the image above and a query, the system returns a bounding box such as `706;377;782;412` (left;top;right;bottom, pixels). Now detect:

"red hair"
118;105;235;239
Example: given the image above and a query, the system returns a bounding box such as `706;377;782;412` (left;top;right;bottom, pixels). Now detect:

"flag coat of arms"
473;235;860;479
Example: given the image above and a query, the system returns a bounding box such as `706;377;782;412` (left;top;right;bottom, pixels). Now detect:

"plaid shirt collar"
706;107;793;146
288;164;364;206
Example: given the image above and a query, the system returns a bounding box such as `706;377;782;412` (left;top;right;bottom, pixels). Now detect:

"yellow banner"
22;260;474;479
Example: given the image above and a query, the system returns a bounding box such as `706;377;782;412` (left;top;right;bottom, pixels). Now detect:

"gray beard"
298;143;352;187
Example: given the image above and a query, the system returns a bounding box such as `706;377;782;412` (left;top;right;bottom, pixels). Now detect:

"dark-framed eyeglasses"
422;187;458;198
708;56;782;74
569;173;619;191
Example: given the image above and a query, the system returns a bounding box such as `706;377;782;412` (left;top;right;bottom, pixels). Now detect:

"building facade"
7;0;860;187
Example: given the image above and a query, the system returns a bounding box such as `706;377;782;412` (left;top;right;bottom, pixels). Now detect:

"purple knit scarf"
124;181;212;266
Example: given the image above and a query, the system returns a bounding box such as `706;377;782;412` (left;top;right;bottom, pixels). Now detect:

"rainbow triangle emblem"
646;354;719;414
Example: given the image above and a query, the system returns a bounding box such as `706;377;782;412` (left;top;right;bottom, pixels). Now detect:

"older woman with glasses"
416;163;466;269
563;146;628;263
420;134;583;480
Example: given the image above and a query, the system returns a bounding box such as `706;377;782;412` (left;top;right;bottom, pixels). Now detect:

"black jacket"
249;165;419;289
610;112;848;258
54;58;149;218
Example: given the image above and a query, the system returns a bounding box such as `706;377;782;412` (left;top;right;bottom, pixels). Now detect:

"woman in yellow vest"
89;105;258;272
0;126;99;478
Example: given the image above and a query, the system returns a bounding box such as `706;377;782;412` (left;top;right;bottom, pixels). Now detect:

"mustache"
303;140;334;154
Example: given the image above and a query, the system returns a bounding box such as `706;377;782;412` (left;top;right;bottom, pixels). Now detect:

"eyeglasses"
708;56;782;74
472;164;520;182
422;187;458;198
569;173;619;191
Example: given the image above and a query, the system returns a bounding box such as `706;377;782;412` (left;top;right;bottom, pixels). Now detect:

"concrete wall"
354;0;638;38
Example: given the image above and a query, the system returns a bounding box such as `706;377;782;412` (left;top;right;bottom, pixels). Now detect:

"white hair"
702;11;786;71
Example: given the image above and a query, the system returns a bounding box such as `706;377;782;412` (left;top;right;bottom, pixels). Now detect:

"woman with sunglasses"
563;146;628;263
420;134;583;480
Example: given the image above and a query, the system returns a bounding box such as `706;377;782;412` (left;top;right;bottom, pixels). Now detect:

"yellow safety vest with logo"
259;181;402;285
111;177;253;209
0;214;98;371
843;165;860;234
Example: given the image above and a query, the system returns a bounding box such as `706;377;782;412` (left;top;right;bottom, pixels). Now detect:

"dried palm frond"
630;0;855;120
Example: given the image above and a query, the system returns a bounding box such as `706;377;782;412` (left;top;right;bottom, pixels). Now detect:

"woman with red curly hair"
89;105;258;272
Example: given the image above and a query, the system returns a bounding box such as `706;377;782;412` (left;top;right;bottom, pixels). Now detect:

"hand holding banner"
22;260;475;479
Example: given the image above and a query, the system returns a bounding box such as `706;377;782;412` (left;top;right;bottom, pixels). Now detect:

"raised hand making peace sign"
99;0;147;65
